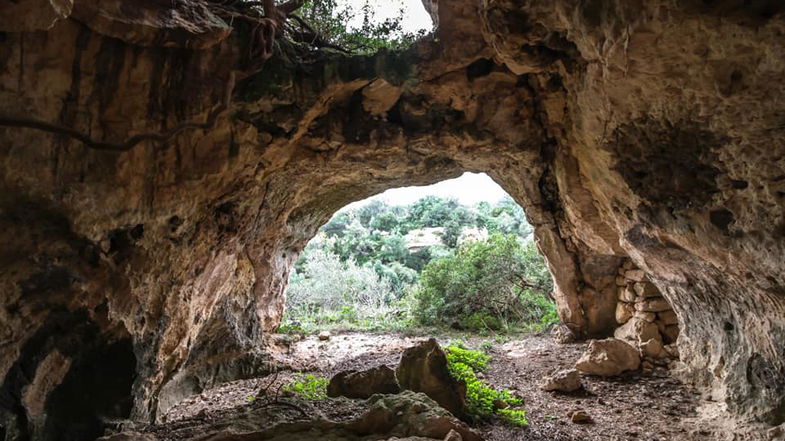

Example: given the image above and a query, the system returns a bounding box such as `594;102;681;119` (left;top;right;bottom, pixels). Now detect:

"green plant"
283;374;329;400
480;340;494;352
443;344;527;426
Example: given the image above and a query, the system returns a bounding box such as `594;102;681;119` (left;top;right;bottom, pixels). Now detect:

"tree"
414;234;555;330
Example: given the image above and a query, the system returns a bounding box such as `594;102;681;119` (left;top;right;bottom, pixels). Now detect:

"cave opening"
280;172;558;336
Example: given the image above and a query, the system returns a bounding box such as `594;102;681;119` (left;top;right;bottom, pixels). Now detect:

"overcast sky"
343;0;433;34
345;173;511;209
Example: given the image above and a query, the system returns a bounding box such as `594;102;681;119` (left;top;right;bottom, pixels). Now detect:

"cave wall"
0;0;784;438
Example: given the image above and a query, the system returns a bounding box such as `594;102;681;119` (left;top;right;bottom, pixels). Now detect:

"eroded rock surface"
1;0;785;437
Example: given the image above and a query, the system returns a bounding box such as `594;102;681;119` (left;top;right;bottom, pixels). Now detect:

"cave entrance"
280;172;559;336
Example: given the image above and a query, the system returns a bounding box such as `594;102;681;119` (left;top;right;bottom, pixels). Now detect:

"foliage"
414;233;556;330
282;374;329;400
284;194;555;333
294;0;429;54
444;344;527;426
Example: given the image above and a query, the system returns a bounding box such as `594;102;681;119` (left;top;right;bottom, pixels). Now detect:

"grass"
282;374;329;400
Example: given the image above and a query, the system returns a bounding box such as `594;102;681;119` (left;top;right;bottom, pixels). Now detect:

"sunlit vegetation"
280;195;557;334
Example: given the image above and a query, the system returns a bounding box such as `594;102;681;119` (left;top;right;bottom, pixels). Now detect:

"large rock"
575;339;641;376
327;365;401;399
395;339;466;418
614;317;661;345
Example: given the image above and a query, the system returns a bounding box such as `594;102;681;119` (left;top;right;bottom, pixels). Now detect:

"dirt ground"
154;331;736;441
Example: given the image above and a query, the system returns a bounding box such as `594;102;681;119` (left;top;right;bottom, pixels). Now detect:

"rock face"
395;339;466;418
327;365;401;399
575;338;641;377
1;0;785;436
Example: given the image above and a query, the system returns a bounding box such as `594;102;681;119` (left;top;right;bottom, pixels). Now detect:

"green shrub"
415;234;556;331
443;344;527;426
283;374;329;400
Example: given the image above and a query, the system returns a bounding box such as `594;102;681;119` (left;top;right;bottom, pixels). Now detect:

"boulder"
614;317;661;345
575;338;641;376
540;369;583;392
350;391;481;441
396;339;466;418
327;365;401;399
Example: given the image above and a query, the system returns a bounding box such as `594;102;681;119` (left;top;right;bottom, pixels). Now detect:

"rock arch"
1;0;784;437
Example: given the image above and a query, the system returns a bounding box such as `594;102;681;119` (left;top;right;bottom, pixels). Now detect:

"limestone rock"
575;339;641;376
614;318;661;345
619;286;637;303
632;311;656;323
0;0;72;31
615;302;634;324
633;283;662;298
624;270;646;282
327;365;401;399
569;410;593;424
318;331;332;341
640;339;666;359
351;392;481;441
396;339;466;418
540;369;583;392
634;298;672;313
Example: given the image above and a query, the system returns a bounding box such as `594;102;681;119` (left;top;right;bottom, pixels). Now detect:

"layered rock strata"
1;0;784;437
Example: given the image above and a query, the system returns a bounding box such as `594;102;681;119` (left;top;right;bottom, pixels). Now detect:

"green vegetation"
296;0;429;54
281;195;557;334
282;374;329;400
444;343;528;426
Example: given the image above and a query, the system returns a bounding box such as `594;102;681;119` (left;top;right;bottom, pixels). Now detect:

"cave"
1;0;784;440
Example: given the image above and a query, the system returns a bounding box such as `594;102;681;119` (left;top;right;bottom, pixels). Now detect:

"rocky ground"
124;331;738;441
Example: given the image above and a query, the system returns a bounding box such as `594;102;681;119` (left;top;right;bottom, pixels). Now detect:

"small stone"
318;331;331;340
619;286;637;303
616;302;634;324
615;276;627;286
570;410;593;424
623;260;635;269
634;298;672;313
540;369;583;392
633;311;656;322
618;267;627;276
658;310;679;326
640;338;666;359
444;429;464;441
633;282;661;298
625;269;646;282
664;343;679;358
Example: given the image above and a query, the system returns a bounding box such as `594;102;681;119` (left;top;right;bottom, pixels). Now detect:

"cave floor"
152;332;714;441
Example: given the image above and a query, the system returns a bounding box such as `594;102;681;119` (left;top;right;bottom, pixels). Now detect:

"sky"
345;172;511;209
343;0;433;34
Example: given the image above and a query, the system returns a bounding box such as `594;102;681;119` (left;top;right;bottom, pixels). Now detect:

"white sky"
343;0;433;34
346;172;510;209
